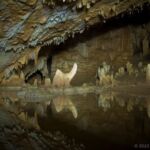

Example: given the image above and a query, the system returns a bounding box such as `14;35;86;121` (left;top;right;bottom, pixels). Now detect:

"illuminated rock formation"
146;64;150;83
0;0;149;85
97;62;114;86
45;78;51;86
52;63;77;87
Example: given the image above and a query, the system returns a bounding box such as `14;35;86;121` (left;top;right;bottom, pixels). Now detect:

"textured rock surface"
0;0;149;83
51;23;150;85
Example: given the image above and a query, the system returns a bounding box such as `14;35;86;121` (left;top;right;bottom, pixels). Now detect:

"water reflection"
0;90;150;149
0;94;51;129
1;91;150;120
146;100;150;118
0;93;78;129
98;92;113;112
52;96;78;119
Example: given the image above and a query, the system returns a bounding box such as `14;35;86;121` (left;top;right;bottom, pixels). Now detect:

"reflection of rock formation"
98;93;113;112
1;97;22;114
52;96;78;119
19;111;40;129
127;98;134;112
146;99;150;118
115;97;125;107
97;92;150;113
53;63;77;87
0;96;51;129
0;107;83;150
22;101;51;129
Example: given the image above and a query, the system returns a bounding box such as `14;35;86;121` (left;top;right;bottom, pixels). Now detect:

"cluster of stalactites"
42;0;97;9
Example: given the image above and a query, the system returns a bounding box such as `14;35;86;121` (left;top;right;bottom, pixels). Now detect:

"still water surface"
1;91;150;150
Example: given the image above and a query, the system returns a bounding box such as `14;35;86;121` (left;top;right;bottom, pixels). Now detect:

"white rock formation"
52;63;77;87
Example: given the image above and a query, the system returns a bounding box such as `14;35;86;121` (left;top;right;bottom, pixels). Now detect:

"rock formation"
0;0;149;85
53;63;77;87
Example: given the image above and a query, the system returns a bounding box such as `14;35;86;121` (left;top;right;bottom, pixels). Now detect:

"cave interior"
0;1;150;150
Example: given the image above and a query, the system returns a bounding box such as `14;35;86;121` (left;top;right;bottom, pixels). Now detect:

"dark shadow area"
42;3;150;59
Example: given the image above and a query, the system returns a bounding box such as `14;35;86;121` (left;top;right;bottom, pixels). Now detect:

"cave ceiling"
0;0;150;82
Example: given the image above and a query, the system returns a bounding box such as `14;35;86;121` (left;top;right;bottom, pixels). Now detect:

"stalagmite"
126;62;134;75
34;79;38;86
118;67;125;76
20;71;25;80
52;63;77;87
97;62;114;86
146;64;150;83
44;78;51;86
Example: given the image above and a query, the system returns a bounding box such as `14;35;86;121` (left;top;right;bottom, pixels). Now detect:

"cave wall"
50;22;150;86
51;25;134;85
